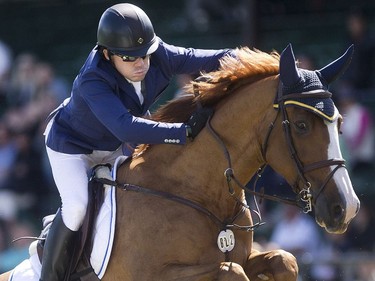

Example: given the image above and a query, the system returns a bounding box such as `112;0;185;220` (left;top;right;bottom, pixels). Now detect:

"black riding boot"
39;209;78;281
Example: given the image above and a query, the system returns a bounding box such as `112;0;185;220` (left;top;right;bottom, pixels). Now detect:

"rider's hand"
185;108;214;140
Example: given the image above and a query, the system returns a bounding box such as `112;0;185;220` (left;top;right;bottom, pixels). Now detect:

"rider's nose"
134;57;145;66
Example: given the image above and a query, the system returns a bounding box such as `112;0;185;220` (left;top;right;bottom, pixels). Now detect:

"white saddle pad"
8;156;127;281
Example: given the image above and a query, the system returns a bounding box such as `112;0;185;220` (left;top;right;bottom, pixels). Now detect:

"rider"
40;3;234;281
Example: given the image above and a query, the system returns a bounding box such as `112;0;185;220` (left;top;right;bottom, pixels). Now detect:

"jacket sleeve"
154;39;234;77
79;71;187;145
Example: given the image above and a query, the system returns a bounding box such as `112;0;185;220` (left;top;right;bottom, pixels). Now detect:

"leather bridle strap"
303;159;345;173
270;86;347;212
303;159;346;203
205;115;302;211
93;177;258;232
279;97;311;189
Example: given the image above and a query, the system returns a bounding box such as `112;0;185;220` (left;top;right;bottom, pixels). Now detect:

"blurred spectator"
341;7;375;91
337;84;375;173
269;205;337;281
2;56;69;220
0;40;12;116
4;58;69;135
0;218;37;273
33;61;69;104
269;205;321;259
325;199;375;281
0;223;5;252
2;130;49;219
345;200;375;253
0;191;24;273
7;53;37;108
0;40;11;81
0;49;69;273
0;121;17;190
184;0;247;32
334;12;375;191
0;53;68;231
296;53;316;70
0;191;18;224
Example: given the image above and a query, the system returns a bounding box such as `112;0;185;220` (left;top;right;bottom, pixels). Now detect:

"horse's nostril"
333;204;344;220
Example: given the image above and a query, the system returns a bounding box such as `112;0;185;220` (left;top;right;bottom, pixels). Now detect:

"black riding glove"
185;108;214;140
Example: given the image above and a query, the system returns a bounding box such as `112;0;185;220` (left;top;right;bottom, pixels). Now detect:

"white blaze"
326;107;360;224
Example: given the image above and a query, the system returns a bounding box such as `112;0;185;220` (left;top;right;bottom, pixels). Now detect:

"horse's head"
267;44;360;233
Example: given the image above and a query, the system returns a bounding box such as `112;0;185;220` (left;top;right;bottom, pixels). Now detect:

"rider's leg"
39;148;90;281
39;209;78;281
40;140;123;281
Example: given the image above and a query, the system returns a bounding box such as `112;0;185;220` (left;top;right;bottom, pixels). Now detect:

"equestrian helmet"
97;3;159;57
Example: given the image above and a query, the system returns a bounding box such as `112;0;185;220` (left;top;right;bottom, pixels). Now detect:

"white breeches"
46;146;123;231
44;117;126;231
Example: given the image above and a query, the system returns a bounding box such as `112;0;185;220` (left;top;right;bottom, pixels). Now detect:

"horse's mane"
134;47;280;156
152;47;280;123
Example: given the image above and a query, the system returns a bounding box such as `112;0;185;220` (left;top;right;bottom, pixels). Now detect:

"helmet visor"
104;35;159;57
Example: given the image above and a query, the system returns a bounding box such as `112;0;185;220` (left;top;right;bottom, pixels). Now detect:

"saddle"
36;165;110;281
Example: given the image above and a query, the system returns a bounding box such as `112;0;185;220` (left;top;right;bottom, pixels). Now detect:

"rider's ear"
103;49;111;61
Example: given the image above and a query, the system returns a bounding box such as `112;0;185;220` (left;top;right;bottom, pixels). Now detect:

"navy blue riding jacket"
46;39;232;154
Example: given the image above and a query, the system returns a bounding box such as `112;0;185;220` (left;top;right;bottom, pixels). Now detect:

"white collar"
127;79;144;105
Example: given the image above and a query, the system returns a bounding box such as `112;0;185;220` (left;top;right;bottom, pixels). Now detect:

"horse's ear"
279;43;301;87
318;45;354;84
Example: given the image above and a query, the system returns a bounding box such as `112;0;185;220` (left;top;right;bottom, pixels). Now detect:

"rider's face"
113;55;150;82
104;50;150;82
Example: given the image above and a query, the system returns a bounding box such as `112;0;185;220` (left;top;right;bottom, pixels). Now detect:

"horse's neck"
119;77;278;211
208;77;278;178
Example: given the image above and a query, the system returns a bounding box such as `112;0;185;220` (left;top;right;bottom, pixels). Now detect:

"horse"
0;44;360;281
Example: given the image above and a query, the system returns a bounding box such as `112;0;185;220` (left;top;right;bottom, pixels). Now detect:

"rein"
94;177;258;233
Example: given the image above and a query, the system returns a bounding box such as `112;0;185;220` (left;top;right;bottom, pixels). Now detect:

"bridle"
217;84;347;213
273;87;346;212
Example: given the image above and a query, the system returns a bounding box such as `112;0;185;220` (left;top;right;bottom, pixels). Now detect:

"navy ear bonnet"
282;69;328;94
275;44;354;122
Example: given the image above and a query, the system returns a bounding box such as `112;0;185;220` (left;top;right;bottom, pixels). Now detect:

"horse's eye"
295;121;308;132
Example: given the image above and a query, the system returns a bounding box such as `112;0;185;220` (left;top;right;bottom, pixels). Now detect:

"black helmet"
97;3;159;57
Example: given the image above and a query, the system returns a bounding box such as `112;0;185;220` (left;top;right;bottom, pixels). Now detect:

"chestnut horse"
1;44;359;281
